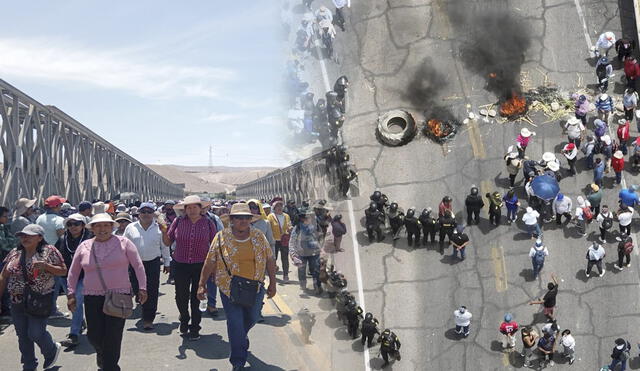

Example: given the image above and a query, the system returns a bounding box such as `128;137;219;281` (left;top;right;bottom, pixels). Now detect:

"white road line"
311;4;371;370
573;0;594;55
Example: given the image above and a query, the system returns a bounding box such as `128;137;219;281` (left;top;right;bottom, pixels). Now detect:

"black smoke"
448;1;531;99
402;58;456;121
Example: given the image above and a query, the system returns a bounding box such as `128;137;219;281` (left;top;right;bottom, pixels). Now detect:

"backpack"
595;125;606;138
602;214;613;230
533;248;546;266
582;207;593;222
624;241;634;254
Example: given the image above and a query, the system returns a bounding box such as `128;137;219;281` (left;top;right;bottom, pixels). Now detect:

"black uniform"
486;192;503;226
360;313;380;347
403;209;421;247
465;188;484;225
337;161;357;197
334;76;348;113
365;203;385;242
438;212;456;253
336;290;354;324
419;209;438;244
378;330;401;366
387;204;405;240
370;191;389;214
345;301;363;339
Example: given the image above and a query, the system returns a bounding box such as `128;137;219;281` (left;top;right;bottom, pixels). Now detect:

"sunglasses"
231;215;253;220
67;221;84;227
139;209;154;214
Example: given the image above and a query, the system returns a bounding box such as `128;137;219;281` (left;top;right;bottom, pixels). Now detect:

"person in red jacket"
624;56;640;90
617;119;631;156
499;313;519;350
612;150;625;184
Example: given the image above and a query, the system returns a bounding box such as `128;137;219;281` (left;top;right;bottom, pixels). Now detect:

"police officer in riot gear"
419;208;438;245
361;312;380;347
337;161;357;197
336;289;354;324
334;75;349;113
365;202;385;242
378;329;401;367
465;185;485;225
438;210;456;254
403;208;421;247
387;202;405;240
370;191;389;214
345;300;363;339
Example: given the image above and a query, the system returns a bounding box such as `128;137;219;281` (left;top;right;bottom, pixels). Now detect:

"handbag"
19;251;53;318
91;242;133;319
276;215;290;247
217;238;260;308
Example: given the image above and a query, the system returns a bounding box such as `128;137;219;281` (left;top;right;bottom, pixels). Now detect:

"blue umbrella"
530;175;560;201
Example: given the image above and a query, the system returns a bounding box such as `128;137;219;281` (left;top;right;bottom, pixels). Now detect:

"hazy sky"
0;1;289;167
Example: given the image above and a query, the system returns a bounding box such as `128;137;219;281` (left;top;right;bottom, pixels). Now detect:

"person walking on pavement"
588;184;603;217
438;210;456;254
503;189;520;224
267;198;292;281
612;150;625;184
594;31;616;57
522;207;542;238
332;0;348;32
617;118;631;156
582;135;596;170
562;142;578;176
453;305;472;337
291;211;323;294
614;235;633;270
486;191;503;226
504;150;522;187
465;185;484;225
521;326;538;368
597;205;615;242
573;93;590;126
499;313;519;351
419;208;437;245
609;338;631;371
197;203;277;371
529;274;559;321
450;226;469;261
560;329;576;365
575;196;592;236
624;58;640;92
586;241;606;278
617;205;634;237
529;239;549;279
553;193;572;225
537;330;556;367
516;128;535;159
565;117;585;149
596;94;614;122
123;202;170;330
594;157;606;187
11;198;36;235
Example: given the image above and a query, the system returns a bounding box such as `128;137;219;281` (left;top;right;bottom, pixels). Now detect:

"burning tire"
376;110;417;146
423;119;458;143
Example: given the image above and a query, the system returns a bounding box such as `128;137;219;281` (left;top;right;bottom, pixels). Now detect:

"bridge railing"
0;79;184;207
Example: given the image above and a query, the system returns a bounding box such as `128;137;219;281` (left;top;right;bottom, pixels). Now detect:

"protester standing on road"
499;313;518;350
161;195;217;340
565;117;585;149
504;151;522;187
582;135;596;169
586;241;606;278
453;306;472;337
123;202;170;330
529;274;559;322
594;31;616;57
291;210;322;294
573;94;589;126
553;193;572;225
612;150;625;184
537;331;556;367
54;213;92;348
560;329;576;365
113;212;132;236
197;203;276;371
624;58;640;92
267;198;292;281
575;196;591;236
247;199;275;255
562;143;578;176
617;118;631;155
615;235;633;271
36;195;66;246
332;0;347;32
594;157;606;187
529;239;548;279
617;205;634;237
516;128;535;159
521;326;538;368
11;198;36;235
597;204;614;242
522;207;541;238
609;338;631;371
0;224;66;371
450;227;469;261
596;93;614;122
503;189;520;224
587;184;603;217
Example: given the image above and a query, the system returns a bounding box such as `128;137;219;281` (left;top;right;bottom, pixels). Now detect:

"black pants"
508;173;517;187
366;224;383;242
599;227;608;241
439;228;454;252
347;316;359;338
489;210;501;225
591;205;600;218
586;259;604;276
173;261;204;333
130;257;161;322
422;226;436;244
407;229;420;246
625;107;635;121
390;220;402;237
555;212;571;224
620;224;632;236
334;7;345;31
467;209;480;225
567;158;577;175
381;348;398;364
618;251;631;267
84;295;125;371
361;331;375;347
274;241;289;275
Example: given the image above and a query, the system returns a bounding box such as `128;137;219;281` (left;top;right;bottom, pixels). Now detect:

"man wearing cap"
113;213;132;236
11;198;36;235
552;193;572;226
522;207;542;238
562;142;578;176
529;238;548;279
124;202;170;330
36;195;66;246
609;338;631;371
55;213;93;347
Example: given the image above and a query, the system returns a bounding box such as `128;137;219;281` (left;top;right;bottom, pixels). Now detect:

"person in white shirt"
453;306;472;337
560;329;576;365
617;205;634;236
123;202;170;330
594;31;616;57
586;241;606;278
574;196;591;236
596;205;614;242
522;207;541;238
562;143;579;176
565;117;585;149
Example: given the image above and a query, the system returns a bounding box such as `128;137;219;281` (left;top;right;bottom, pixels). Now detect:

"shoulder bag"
276;215;290;247
19;250;53;318
217;237;260;308
91;242;133;319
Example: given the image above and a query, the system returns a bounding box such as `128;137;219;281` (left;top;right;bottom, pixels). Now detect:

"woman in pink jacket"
67;213;147;371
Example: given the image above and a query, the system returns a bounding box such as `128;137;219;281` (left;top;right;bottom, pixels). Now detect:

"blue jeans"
610;358;627;371
11;305;57;370
506;208;517;221
207;276;217;308
298;255;321;288
51;276;65;315
220;288;265;367
452;247;466;260
586;153;594;169
60;278;85;336
532;259;544;278
616;171;622;184
526;223;542;237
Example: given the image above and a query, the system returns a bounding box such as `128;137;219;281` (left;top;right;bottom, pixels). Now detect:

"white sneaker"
614;264;623;271
549;360;555;367
625;263;631;267
599;269;606;277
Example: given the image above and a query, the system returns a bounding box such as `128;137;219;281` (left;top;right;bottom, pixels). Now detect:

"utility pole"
209;145;213;172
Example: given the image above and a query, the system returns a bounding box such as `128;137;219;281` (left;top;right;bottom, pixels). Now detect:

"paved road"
296;0;640;370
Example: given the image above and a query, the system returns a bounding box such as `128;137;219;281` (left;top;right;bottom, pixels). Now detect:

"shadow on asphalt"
519;268;536;282
324;312;343;329
260;314;291;328
443;328;465;341
369;356;392;370
246;351;286;371
574;269;589;283
490;340;503;352
176;333;228;360
63;336;95;355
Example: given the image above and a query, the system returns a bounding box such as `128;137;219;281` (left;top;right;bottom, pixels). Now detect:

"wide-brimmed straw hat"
114;212;133;223
547;161;560;171
614;150;624;159
542;152;556;163
64;213;86;226
87;213;117;227
92;202;106;215
220;203;261;223
520;128;535;137
174;195;211;210
14;198;36;217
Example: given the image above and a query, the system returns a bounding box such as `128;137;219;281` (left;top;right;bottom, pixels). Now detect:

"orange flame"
500;93;527;117
427;119;445;137
488;72;497;78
